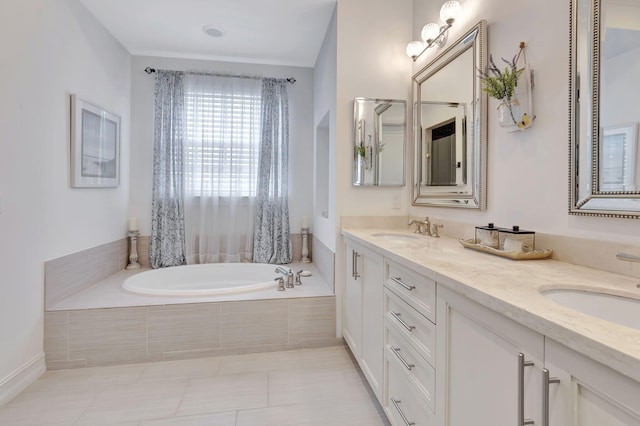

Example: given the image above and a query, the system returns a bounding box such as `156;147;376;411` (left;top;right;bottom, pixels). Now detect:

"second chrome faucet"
275;267;294;288
408;216;443;237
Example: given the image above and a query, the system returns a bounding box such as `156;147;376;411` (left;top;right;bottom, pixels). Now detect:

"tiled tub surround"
45;262;338;370
45;232;315;310
342;228;640;384
44;239;128;308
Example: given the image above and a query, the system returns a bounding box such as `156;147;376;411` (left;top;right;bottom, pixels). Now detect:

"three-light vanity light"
406;0;461;61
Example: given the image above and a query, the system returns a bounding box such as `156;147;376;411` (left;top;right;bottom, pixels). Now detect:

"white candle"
128;217;138;232
302;215;308;228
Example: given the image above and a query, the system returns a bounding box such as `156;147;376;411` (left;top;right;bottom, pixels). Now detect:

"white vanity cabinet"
543;339;640;426
435;285;545;426
383;260;437;426
343;237;384;402
341;230;640;426
436;285;640;426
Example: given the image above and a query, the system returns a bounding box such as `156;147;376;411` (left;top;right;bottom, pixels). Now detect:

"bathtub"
122;263;280;296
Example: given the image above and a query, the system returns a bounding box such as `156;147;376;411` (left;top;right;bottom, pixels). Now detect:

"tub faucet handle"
274;277;285;291
286;269;295;288
295;270;303;286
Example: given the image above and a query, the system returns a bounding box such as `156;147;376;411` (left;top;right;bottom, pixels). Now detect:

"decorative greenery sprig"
478;54;523;101
356;142;366;157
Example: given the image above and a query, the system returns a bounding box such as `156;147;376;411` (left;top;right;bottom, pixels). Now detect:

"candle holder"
126;231;141;269
301;227;311;263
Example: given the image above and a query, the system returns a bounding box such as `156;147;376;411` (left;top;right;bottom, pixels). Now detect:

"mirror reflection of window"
599;125;638;191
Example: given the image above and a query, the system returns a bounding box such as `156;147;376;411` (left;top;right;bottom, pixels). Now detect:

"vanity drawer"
385;350;434;426
385;324;435;412
384;288;436;369
385;260;436;323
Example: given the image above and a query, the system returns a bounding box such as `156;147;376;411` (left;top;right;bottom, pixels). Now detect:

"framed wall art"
70;94;120;187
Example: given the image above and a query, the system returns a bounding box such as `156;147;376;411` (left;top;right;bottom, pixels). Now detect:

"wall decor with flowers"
479;42;534;131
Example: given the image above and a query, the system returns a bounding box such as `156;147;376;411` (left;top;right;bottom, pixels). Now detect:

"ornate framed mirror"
569;0;640;217
411;21;487;208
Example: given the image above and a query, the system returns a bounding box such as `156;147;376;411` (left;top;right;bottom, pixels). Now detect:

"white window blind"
183;82;261;197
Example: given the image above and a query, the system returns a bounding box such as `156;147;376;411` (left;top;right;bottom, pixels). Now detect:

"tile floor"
0;346;390;425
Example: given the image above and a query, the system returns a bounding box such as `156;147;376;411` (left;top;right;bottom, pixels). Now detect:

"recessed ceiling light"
203;25;224;38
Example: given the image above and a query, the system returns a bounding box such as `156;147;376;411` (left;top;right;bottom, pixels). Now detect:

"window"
183;79;262;197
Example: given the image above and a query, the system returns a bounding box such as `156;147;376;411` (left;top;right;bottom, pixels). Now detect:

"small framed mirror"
412;21;487;208
352;98;406;186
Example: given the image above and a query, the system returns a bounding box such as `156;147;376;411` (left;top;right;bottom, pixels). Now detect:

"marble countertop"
342;228;640;383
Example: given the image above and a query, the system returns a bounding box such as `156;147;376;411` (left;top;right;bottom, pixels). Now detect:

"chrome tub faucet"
275;267;294;288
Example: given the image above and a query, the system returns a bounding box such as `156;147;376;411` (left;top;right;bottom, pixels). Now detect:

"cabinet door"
545;339;640;426
361;247;383;401
436;286;544;426
343;241;363;358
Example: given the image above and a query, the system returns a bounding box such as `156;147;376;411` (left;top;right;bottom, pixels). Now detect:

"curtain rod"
143;67;296;84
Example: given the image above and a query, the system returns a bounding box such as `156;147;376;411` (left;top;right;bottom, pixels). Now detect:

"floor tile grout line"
70;382;106;425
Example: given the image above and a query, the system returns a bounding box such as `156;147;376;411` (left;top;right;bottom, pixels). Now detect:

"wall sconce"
406;0;462;61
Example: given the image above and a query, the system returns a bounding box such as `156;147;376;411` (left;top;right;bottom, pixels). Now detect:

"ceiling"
79;0;336;68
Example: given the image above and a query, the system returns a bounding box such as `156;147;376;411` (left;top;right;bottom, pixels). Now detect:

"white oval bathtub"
122;263;279;296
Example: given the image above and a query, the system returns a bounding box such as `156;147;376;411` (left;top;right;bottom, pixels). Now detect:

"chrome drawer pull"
391;276;415;291
351;250;355;279
391;346;415;371
391;398;415;426
518;353;535;426
542;368;560;426
391;312;416;332
351;250;360;280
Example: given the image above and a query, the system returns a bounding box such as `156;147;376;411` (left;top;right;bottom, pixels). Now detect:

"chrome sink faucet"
408;217;432;236
275;267;294;288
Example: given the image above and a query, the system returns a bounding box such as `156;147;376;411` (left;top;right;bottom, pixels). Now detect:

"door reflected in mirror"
421;102;466;187
353;98;406;187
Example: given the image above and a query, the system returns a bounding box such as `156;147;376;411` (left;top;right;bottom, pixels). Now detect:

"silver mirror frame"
411;20;487;209
569;0;640;218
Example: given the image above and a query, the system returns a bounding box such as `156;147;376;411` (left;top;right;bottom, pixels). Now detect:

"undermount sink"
371;232;422;240
541;289;640;330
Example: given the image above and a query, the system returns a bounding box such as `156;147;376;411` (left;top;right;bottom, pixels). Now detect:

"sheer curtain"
150;70;187;268
253;78;292;264
183;73;262;263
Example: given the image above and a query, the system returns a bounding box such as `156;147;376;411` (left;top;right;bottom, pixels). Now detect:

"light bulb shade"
421;23;440;43
440;1;461;23
406;41;425;58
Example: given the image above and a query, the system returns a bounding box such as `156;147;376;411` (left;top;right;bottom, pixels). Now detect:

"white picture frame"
70;94;120;188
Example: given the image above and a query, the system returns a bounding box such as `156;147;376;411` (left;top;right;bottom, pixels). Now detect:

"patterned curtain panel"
253;78;292;264
150;70;187;268
182;74;262;263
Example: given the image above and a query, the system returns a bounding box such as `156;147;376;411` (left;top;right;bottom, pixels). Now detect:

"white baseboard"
0;353;46;407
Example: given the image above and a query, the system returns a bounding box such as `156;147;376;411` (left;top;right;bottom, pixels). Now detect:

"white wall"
0;0;131;400
313;9;338;251
312;0;413;254
129;56;314;236
409;0;640;243
335;0;414;227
